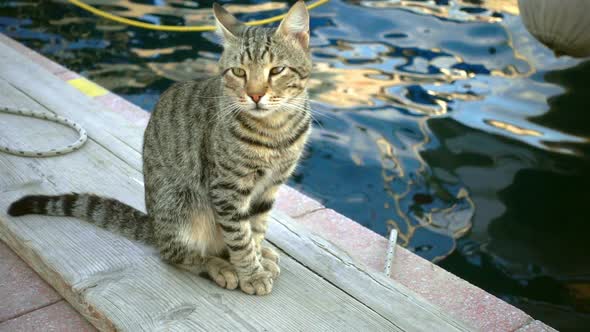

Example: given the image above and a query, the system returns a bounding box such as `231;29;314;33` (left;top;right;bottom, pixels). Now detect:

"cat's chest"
248;168;280;199
225;121;310;164
253;164;284;185
233;144;304;170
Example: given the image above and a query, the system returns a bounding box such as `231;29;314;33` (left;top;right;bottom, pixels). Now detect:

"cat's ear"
276;1;310;49
213;3;243;44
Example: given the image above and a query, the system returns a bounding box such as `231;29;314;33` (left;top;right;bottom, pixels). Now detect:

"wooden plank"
0;40;144;172
0;78;400;331
268;210;473;331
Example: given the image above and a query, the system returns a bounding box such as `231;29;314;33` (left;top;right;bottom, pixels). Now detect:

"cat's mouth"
246;106;274;117
251;105;269;111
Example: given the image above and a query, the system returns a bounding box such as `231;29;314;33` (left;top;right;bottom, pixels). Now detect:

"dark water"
2;0;589;329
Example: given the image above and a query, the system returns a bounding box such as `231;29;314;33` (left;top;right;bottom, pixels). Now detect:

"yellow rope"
67;0;330;32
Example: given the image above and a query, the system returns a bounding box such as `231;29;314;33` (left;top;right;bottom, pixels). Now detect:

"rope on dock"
0;106;87;157
67;0;330;32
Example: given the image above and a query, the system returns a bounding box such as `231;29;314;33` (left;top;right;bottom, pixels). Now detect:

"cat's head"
213;1;312;117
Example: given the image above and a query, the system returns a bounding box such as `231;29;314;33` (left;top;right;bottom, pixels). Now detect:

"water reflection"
425;118;590;327
351;0;519;22
533;61;590;140
2;0;589;328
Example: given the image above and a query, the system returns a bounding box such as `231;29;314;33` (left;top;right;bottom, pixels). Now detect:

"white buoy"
518;0;590;58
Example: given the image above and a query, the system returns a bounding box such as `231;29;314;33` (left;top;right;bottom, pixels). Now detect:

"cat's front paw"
261;246;280;263
205;257;239;290
239;270;274;296
261;257;280;279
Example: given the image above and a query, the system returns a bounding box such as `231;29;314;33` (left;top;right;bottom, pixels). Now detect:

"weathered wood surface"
268;211;471;332
0;37;474;331
0;41;144;172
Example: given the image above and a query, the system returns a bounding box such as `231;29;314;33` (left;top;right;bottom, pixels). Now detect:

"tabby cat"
7;1;312;296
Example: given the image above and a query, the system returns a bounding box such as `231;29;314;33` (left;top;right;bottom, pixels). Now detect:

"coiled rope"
0;107;88;157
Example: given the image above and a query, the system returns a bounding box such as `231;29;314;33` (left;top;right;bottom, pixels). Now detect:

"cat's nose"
248;94;264;103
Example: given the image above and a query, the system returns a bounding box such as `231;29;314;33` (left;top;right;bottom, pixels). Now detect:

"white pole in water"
384;229;398;277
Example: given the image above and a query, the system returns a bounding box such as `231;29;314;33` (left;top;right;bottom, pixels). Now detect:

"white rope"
0;106;88;157
384;229;398;277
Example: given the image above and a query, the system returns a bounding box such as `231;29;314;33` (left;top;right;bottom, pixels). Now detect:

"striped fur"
8;194;153;242
7;2;311;296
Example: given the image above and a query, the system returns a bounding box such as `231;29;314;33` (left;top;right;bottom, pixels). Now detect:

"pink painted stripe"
275;186;325;218
94;94;150;127
0;33;558;331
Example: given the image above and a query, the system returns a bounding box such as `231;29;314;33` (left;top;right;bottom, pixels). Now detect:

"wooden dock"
0;38;473;331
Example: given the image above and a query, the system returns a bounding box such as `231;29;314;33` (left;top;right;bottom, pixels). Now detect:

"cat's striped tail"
7;193;154;243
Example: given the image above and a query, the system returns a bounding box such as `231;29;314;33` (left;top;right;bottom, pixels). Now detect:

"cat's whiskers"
192;95;234;100
281;99;332;129
286;98;338;122
281;101;324;130
206;101;241;124
217;103;242;122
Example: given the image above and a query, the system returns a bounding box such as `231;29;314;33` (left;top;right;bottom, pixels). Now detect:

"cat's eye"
231;68;246;77
270;66;285;75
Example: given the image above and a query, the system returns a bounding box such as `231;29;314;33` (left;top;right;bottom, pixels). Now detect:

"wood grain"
0;42;144;172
